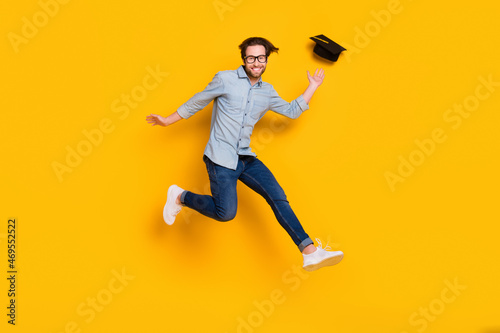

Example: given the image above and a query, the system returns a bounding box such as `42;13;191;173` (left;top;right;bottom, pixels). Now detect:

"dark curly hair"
238;37;279;61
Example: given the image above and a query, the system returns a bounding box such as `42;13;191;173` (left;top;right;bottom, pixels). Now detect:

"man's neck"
249;77;259;86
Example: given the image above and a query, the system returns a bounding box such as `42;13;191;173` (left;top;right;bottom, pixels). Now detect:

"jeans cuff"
298;237;314;253
180;190;188;205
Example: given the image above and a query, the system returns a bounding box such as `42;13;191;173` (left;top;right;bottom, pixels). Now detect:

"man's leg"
238;156;344;271
180;155;240;222
238;156;314;252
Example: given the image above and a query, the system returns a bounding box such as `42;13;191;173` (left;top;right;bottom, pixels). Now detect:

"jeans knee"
215;209;237;222
267;194;288;205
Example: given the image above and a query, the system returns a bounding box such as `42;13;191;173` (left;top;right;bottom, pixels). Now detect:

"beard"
244;64;266;80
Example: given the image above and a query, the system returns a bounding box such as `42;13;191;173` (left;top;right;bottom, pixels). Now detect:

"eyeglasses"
244;55;267;64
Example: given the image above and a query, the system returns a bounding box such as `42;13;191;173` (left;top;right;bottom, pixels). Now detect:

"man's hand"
146;111;184;127
303;68;325;104
307;68;325;88
146;114;168;126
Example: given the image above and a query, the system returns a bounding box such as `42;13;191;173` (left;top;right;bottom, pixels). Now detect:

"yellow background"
1;0;499;332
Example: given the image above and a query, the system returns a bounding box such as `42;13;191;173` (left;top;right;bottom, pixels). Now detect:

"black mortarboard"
310;34;346;62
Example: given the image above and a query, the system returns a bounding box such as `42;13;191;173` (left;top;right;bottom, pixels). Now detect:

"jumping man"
146;37;343;271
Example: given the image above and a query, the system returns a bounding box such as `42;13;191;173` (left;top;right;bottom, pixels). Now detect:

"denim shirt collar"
237;66;262;87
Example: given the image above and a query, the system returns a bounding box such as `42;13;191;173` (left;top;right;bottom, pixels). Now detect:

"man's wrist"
164;116;173;126
308;82;321;90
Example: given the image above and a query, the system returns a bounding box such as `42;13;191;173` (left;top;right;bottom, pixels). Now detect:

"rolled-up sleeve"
268;86;309;119
177;73;225;119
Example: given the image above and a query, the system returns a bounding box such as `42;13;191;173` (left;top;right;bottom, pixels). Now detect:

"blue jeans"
180;155;313;252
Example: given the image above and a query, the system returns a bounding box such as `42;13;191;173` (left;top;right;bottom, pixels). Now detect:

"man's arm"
146;111;183;127
302;68;325;104
145;72;224;127
269;68;325;119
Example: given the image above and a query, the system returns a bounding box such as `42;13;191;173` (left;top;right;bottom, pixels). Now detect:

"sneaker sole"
303;252;344;272
163;185;178;225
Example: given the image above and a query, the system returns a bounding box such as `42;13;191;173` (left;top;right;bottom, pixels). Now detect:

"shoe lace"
315;238;331;251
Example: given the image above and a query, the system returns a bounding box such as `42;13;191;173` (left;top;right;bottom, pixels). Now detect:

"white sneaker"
163;185;185;225
303;238;344;272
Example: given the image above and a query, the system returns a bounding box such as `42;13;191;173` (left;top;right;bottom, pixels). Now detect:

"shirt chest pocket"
249;97;269;121
225;95;245;114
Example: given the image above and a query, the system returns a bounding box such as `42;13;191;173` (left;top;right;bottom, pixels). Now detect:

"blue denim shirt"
177;66;309;170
